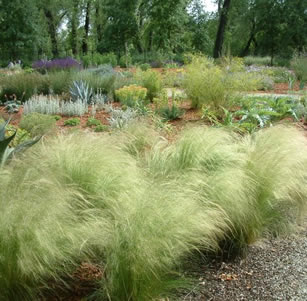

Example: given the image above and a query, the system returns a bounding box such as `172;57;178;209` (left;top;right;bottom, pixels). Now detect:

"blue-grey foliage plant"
0;118;40;167
70;80;93;103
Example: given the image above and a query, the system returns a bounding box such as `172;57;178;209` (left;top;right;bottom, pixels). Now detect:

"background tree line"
0;0;306;65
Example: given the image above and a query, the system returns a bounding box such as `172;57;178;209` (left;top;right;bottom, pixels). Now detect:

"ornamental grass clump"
0;154;108;300
0;124;306;300
184;55;259;110
144;126;307;251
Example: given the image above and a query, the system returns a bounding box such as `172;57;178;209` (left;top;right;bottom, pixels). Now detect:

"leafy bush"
139;63;151;71
115;85;147;107
61;100;88;116
184;56;227;109
162;69;185;88
243;56;272;66
81;53;117;68
113;71;138;92
291;52;307;88
19;113;56;137
87;117;102;127
48;71;73;95
135;70;162;101
64;118;80;126
74;68;116;95
257;75;274;91
94;124;109;132
184;55;259;110
119;54;132;68
0;73;40;102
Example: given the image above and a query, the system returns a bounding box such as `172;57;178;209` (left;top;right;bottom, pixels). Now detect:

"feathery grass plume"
23;132;226;300
145;126;239;178
144;125;307;254
117;121;162;158
96;177;227;301
239;126;307;242
0;154;109;300
1;124;306;300
37;133;140;206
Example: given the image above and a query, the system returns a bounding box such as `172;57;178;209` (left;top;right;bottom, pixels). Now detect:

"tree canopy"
0;0;306;64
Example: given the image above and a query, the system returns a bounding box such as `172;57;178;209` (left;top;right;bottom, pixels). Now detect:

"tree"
0;0;40;62
213;0;232;58
82;0;92;54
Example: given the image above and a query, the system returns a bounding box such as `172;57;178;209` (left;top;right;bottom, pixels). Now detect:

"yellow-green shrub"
135;69;162;100
184;55;259;110
115;85;147;106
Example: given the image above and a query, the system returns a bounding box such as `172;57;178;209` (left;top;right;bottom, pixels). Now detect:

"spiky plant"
70;80;93;103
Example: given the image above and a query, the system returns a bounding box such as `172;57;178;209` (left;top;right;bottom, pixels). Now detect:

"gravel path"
181;221;307;301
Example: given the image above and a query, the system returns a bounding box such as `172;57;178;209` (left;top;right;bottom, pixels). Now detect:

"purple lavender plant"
32;57;81;72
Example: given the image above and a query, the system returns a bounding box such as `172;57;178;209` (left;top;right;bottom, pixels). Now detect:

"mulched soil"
40;263;103;300
180;220;307;301
256;82;307;95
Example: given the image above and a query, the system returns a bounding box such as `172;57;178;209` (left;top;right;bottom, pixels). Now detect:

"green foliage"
135;69;162;101
94;124;109;132
87;117;102;127
19;113;56;137
243;56;272;66
0;73;39;103
4;100;21;113
119;54;132;68
145;126;307;250
74;68;117;95
48;71;73;95
115;85;147;107
184;56;228;109
0;124;306;299
155;89;184;122
139;63;151;71
82;52;117;68
184;56;260;110
291;52;307;86
157;104;184;121
64;118;80;126
0;118;40;166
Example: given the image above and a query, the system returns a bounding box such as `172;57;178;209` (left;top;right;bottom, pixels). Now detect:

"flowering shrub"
115;85;147;107
32;57;81;72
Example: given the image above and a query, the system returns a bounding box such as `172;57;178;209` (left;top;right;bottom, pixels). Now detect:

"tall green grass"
184;56;259;110
0;124;306;300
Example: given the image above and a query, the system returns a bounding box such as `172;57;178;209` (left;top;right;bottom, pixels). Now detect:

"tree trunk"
240;20;256;57
213;0;231;59
71;0;79;56
95;1;103;48
82;0;91;54
43;9;59;58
